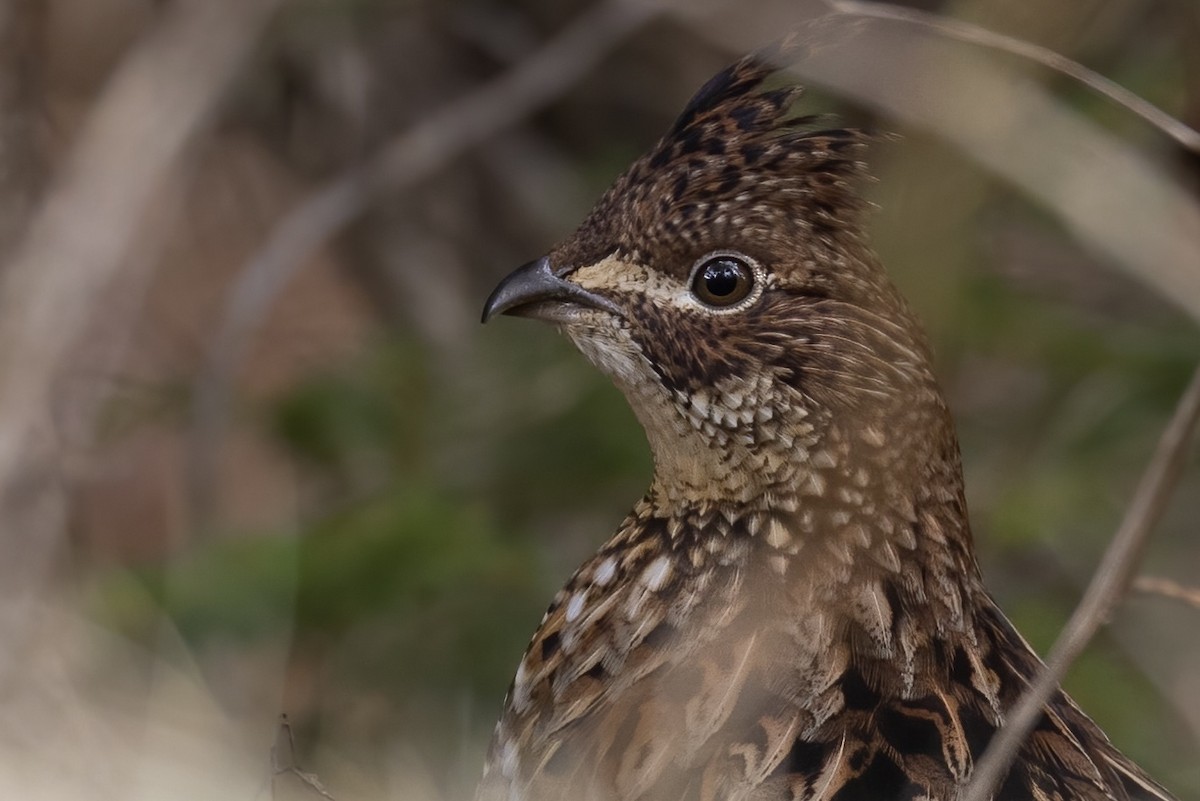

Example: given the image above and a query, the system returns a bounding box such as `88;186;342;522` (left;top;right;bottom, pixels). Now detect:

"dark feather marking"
642;621;676;649
783;737;828;775
840;668;880;712
541;631;561;661
878;703;942;759
835;753;913;801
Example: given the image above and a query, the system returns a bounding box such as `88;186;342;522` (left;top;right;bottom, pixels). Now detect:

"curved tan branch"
826;0;1200;155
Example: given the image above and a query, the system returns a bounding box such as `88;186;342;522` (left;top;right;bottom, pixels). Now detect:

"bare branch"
1133;575;1200;611
962;362;1200;801
0;0;282;674
826;0;1200;155
187;0;662;529
271;714;338;801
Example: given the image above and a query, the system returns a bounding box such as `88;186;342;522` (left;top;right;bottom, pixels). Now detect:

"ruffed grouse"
477;50;1178;801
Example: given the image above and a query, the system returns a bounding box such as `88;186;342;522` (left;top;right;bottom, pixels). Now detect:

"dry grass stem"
271;715;338;801
1133;575;1200;611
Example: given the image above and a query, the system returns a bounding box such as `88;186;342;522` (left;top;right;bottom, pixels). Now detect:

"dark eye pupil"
691;255;754;307
704;261;741;297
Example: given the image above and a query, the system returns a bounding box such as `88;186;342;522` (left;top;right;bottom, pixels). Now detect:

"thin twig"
961;362;1200;801
271;714;338;801
187;0;663;530
826;0;1200;155
1133;575;1200;610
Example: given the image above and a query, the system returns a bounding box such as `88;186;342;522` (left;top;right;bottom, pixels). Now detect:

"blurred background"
0;0;1197;798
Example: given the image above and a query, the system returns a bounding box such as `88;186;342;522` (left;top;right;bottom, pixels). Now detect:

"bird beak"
481;256;620;323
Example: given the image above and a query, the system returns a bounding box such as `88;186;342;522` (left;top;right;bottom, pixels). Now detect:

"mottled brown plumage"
477;50;1177;801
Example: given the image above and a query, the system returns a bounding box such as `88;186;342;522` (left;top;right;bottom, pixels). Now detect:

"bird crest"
555;47;872;276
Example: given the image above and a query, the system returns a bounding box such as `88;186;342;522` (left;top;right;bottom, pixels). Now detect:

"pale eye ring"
689;252;761;309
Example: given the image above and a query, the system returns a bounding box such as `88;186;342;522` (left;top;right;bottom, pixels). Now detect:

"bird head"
484;52;954;510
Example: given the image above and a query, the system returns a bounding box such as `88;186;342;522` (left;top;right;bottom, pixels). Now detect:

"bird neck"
639;393;988;646
589;322;988;638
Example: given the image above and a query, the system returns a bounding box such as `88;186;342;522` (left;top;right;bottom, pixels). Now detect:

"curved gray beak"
481;257;620;323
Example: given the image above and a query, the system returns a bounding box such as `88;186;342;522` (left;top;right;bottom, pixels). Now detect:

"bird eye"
691;255;755;308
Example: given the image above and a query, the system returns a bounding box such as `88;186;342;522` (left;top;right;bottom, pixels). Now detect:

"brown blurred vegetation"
0;0;1197;799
